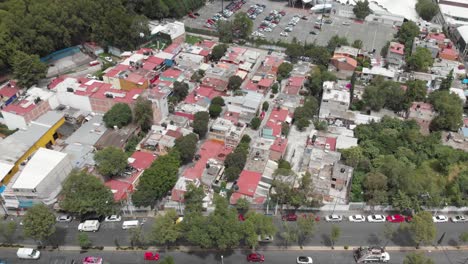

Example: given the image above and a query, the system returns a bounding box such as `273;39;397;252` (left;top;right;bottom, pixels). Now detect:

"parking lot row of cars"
204;0;246;29
251;9;285;38
247;3;266;20
280;213;467;223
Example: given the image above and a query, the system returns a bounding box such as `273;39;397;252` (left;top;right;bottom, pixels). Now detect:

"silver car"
325;214;343;222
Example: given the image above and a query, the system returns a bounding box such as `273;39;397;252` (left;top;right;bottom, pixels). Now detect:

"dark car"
194;12;200;16
282;213;298;221
80;213;105;223
247;253;265;262
309;31;317;35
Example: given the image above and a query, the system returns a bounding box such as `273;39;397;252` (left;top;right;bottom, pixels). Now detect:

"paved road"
3;215;467;248
1;248;467;264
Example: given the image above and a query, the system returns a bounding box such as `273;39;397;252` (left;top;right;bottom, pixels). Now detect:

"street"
0;247;467;264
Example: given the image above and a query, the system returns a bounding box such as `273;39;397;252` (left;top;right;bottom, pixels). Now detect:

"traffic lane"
0;248;467;264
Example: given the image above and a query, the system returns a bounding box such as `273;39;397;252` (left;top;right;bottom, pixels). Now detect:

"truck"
17;248;41;259
78;220;100;232
354;246;390;263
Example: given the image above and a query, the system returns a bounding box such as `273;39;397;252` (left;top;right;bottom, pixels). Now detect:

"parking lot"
183;0;396;52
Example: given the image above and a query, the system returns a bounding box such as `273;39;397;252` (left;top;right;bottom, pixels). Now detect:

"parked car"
342;21;351;26
282;213;298;221
264;27;272;32
348;215;366;222
309;31;318;35
451;215;467;222
104;56;112;62
247;253;265;262
279;10;286;16
296;256;313;264
17;248;40;260
258;235;274;243
324;19;333;24
325;214;343;222
82;257;102;264
105;215;122;222
188;12;196;18
144;252;160;261
56;215;73;223
386;214;406;223
301;15;308;20
285;27;293;32
280;32;288;37
432;215;449;223
238;214;246;221
367;214;386;222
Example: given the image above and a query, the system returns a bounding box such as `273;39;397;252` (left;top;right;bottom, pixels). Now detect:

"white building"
319;81;351;119
1;148;73;208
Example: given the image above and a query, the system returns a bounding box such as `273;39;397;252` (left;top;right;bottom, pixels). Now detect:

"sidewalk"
11;245;468;252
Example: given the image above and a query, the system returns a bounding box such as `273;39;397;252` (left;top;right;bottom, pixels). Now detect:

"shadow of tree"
447;238;459;247
391;225;414;247
367;233;382;245
321;233;331;247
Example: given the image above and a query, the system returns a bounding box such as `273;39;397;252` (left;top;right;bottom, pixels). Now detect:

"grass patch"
186;34;204;45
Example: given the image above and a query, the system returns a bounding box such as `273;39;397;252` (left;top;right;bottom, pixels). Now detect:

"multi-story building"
319;81;351;119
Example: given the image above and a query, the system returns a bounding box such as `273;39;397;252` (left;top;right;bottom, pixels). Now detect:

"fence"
40;45;82;63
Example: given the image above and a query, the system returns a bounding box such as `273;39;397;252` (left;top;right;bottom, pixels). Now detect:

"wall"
1;111;27;130
36;153;73;198
56;92;93;112
103;76;122;90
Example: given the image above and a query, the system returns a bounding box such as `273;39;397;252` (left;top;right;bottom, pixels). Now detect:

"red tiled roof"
265;108;290;137
234;170;262;198
244;80;259;91
258;78;274;88
2;100;37;115
264;55;284;68
325;137;337;151
129;151;156;170
165;129;183;139
389;42;405;55
0;86;18;98
164;43;182;54
427;33;446;42
410;102;433;111
331;55;358;68
183;140;233;180
224;111;240;123
146;56;165;65
136;48;153;54
126;72;146;84
161;69;182;79
440;47;458;57
197;40;217;49
105;180;132;201
104;64;130;78
90;86;143;104
270;137;288;153
288;76;305;87
143;62;158;71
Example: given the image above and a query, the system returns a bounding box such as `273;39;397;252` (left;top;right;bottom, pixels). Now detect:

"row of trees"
209;96;224;118
342;117;468;208
218;12;253;43
224;135;250;181
103;98;154;132
128;0;205;20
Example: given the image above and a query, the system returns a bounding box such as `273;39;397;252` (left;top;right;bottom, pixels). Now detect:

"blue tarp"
462;79;468;84
0;185;5;194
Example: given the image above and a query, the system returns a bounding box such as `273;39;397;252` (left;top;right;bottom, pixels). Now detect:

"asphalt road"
0;248;467;264
4;215;467;248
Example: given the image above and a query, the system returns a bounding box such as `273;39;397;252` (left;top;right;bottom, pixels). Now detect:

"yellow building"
0;111;65;185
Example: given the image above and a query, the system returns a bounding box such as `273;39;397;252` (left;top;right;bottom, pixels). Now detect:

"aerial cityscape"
0;0;467;263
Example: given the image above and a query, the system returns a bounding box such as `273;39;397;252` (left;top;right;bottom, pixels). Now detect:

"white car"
296;256;313;264
264;27;272;32
451;215;467;222
367;214;386;223
432;215;449;223
105;215;122;222
56;215;72;222
280;32;288;37
285;27;293;32
342;21;351;26
325;214;343;222
104;56;112;62
348;215;366;222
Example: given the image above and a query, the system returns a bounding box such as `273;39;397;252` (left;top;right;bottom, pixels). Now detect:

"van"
78;220;100;232
89;60;100;66
17;248;41;259
122;220;140;229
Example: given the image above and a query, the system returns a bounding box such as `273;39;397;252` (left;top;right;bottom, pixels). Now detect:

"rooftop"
2;87;54;115
270;137;288;153
183;140;232;180
0;81;19;98
128;151;156;170
389;42;405;55
231;170;262;201
11;148;69;190
64;115;107;146
334;46;359;58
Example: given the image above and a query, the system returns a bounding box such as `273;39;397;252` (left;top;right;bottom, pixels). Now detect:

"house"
202;63;238;92
103;63;153;91
82;42;104;56
94;124;139;150
0;80;20;109
407;102;436;135
150;21;186;44
319;81;351;119
284;76;306;95
230;170;265;205
262;107;292;139
439;44;459;61
174;52;204;70
386;42;405;67
1;87;55;130
412;37;439;58
0;111;65;184
269;137;288;161
329;55;358;79
146;88;170;124
361;67;396;82
1;148;73;209
223;91;263;122
208;118;246;148
334;46;359;58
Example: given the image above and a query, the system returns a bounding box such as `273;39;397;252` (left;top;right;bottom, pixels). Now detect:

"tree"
408;211;436;247
296;118;310;131
211;96;225;106
11;51;47;88
206;195;242;249
151;209;182;247
271;83;279;94
240;134;251;144
217;20;234;43
297;217;315;246
174;133;198;164
191;69;205;83
172;81;189;102
184;183;205;213
362;85;386;111
403;252;435;264
279;222;298;247
285;43;305;60
330;224;341;249
305;67;337;97
211;44;228;61
78;233;92;249
439;69;453;90
352;39;364;49
277;62;293;81
250;117;261;130
353;0;371;20
281;122;290;136
429;90;463;131
405;80;427;103
134;97;153;132
225;166;241;182
193;111;210;138
305;45;332;67
209;103;223;118
129;227;146;247
236;197;250;212
459;232;468;244
381;41;390;57
415;0;439;21
23;204;55;244
407;47;433;71
132;151;180;208
242;211;276;249
0;221;17;243
397;21;420;47
232;12;253;39
228;75;243;90
103;103;132;128
262;101;269;111
160;256;175;264
94;147;128;177
327;35;349;52
60;170;115;216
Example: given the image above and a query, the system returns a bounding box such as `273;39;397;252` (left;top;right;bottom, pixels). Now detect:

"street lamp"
221;255;224;264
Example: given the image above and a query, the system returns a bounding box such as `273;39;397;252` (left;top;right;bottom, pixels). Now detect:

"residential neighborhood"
0;0;467;263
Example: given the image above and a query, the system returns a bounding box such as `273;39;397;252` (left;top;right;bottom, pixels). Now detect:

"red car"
238;214;245;221
282;213;298;221
206;19;215;24
386;214;405;223
144;252;160;261
188;12;196;18
247;253;265;262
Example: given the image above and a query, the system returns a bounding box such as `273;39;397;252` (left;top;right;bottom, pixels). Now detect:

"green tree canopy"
133;97;153;132
352;39;364;49
327;35;349;52
151;209;182;246
60;170;115;216
23;204;56;244
11;51;47;88
250;117;261;130
415;0;439;21
262;101;269;111
405;80;427;103
305;45;332;66
232;12;253;39
397;21;420;46
193;111;210;138
103;103;132;128
172;81;189;102
403;252;434;264
286;43;305;60
277;62;293;81
407;47;434;71
211;96;225;106
94;147;128;177
209;103;223;118
228;75;243;90
174;133;198;164
429;90;463;131
439;69;453;90
305;67;337;97
132;151;180;207
211;44;228;61
353;0;371;20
